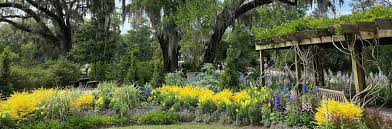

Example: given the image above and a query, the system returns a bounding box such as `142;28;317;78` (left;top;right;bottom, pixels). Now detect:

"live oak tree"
122;0;182;72
121;0;343;73
203;0;343;63
0;0;90;54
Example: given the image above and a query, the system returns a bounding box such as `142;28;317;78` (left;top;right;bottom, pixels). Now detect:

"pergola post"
349;36;366;95
295;52;302;85
259;50;265;86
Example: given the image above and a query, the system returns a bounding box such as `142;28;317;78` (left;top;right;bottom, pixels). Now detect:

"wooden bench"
318;88;346;102
86;81;99;88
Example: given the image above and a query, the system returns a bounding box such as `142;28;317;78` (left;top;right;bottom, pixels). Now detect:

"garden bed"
0;82;390;129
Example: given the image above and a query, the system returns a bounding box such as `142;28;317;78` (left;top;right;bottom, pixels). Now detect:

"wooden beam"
259;50;265;86
348;35;366;95
255;28;392;50
295;51;301;85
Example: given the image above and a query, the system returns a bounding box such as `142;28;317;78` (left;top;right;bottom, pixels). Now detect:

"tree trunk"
203;0;275;63
157;27;180;72
204;9;234;63
60;26;72;54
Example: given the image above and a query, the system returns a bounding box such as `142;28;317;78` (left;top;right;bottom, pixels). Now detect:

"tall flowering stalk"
315;85;319;93
145;87;151;97
302;83;307;94
283;85;289;95
274;88;281;111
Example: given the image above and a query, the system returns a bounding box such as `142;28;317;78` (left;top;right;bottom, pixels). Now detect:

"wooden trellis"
255;19;392;96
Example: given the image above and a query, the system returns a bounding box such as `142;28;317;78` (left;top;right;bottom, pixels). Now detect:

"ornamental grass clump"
315;99;363;128
110;84;141;116
38;89;81;120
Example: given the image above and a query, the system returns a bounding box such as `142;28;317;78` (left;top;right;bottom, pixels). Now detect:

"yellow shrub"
0;89;54;121
315;99;363;127
212;89;233;106
71;93;95;111
157;85;255;108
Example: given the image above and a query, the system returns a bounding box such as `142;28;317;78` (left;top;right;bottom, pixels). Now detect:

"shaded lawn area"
106;124;237;129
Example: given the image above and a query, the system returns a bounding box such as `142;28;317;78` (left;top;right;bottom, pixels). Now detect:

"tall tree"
203;0;343;63
0;0;90;54
124;0;181;72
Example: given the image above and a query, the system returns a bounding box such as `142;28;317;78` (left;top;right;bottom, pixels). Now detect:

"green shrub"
9;57;80;89
96;82;116;110
10;66;53;89
164;72;186;86
66;115;115;129
191;63;221;91
110;84;141;116
0;46;13;96
248;106;262;125
220;45;239;89
135;112;178;125
46;57;81;86
19;115;131;129
0;116;17;129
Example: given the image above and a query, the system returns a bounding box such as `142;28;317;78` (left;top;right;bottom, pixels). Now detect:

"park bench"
86;81;99;88
318;87;347;102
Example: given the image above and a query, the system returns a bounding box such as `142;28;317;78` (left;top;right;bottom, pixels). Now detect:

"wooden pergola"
255;19;392;95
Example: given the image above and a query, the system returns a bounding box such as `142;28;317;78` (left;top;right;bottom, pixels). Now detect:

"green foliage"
135;112;179;125
37;89;81;120
164;72;187;86
9;57;80;89
110;84;141;116
10;66;53;89
285;111;313;127
18;115;129;129
253;6;392;39
247;106;262;125
191;63;220;91
220;45;239;89
71;22;120;64
46;57;81;86
0;116;17;129
149;58;163;87
96;82;116;110
0;47;13;96
106;26;156;85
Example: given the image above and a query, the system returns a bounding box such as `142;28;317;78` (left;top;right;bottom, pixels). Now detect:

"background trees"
0;0;91;54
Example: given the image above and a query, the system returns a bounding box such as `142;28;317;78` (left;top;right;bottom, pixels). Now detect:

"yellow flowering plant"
315;99;363;128
0;89;54;121
71;93;95;111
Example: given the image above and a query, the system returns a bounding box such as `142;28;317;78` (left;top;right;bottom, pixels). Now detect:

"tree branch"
234;0;274;18
24;0;63;24
1;14;32;19
278;0;297;6
0;18;57;41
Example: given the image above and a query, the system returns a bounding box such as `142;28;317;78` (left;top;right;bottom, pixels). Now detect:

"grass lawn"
106;123;237;129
